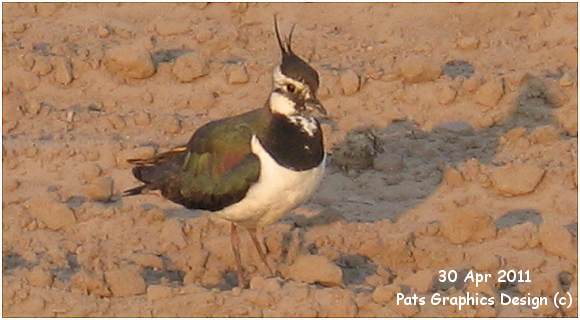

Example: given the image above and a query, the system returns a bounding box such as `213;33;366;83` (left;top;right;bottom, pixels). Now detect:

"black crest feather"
273;15;320;91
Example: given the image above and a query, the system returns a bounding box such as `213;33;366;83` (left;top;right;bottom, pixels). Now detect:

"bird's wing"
177;120;262;211
127;108;270;211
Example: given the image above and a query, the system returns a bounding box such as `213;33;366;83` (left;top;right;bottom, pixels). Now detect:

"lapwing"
124;18;327;287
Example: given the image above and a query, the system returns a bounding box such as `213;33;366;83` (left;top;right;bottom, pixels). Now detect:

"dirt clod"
26;267;54;287
399;55;441;83
539;223;576;260
437;84;457;105
27;196;76;230
491;163;545;196
172;52;209;82
84;177;114;202
287;255;343;287
440;206;496;244
105;265;147;297
104;44;156;79
457;36;480;50
226;64;249;84
475;78;504;107
339;69;361;95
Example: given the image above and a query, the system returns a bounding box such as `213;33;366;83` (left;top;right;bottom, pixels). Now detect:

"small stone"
104;44;156;79
441;206;496;244
26;266;54;287
155;19;191;36
8;22;27;34
339;69;360;96
52;57;73;86
392;302;419;317
71;271;111;297
250;275;282;291
226;64;249;84
32;56;53;76
472;253;501;272
529;125;559;145
172;52;209;82
399;55;441;83
131;253;164;269
195;28;214;43
24;100;43;115
107;114;126;129
160;219;187;249
78;163;102;182
84;177;114;202
97;25;110;38
331;129;379;171
559;72;575;87
105;265;146;297
288;254;343;287
372;284;398;304
545;80;569;108
437;84;457;105
539;223;576;260
491;163;545;196
133;111;151;126
142;91;154;104
462;76;481;92
401;269;434;293
18;53;35;71
147;285;173;301
457;36;480;50
475;78;504;107
27;196;76;230
505;71;527;90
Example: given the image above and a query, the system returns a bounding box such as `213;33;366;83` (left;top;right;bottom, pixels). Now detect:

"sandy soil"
2;3;578;317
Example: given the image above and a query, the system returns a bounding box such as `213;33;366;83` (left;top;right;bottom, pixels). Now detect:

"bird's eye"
286;84;296;93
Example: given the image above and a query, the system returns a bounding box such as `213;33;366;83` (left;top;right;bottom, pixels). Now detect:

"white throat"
269;91;296;116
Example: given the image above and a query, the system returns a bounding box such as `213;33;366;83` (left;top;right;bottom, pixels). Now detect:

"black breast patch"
259;114;324;171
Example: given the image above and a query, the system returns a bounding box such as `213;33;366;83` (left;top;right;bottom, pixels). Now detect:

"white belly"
215;135;326;228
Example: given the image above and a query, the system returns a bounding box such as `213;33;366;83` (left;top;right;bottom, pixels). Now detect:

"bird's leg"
247;227;274;277
230;223;246;287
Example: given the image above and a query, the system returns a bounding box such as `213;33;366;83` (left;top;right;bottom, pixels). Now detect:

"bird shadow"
304;73;575;226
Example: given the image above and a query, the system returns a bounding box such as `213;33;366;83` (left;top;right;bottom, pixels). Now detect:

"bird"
123;17;327;287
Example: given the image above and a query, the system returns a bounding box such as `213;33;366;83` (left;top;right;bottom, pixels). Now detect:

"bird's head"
268;17;326;119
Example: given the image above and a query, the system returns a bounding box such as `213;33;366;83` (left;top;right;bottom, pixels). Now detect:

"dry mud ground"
2;3;578;317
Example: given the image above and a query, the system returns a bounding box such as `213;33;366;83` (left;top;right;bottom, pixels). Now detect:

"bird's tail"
122;184;149;197
123;146;189;197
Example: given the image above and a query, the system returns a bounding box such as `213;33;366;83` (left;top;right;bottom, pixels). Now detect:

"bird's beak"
304;96;328;119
